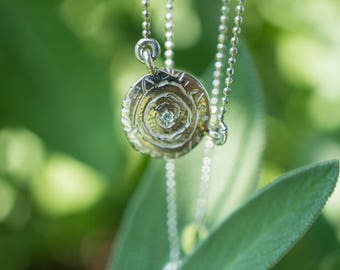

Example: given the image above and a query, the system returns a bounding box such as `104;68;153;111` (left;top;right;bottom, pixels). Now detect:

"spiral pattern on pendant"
121;69;210;158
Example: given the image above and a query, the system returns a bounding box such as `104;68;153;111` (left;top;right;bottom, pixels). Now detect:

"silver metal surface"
164;0;174;71
135;38;161;63
121;69;211;158
208;121;228;145
164;159;181;267
141;0;151;38
218;0;245;126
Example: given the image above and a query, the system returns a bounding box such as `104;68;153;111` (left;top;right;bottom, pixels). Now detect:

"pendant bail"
135;38;161;74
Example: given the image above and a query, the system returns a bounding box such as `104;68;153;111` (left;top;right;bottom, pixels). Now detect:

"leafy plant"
0;1;339;270
109;145;339;270
108;43;339;270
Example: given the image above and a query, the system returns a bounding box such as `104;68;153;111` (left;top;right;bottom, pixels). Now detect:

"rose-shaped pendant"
121;69;210;158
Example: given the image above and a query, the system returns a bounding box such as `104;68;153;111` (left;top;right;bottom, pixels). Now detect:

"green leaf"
180;160;339;270
108;42;264;270
272;216;340;270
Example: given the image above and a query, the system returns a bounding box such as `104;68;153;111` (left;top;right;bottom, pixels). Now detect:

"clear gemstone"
159;110;175;127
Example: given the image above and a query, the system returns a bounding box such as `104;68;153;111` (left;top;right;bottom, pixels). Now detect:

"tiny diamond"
159;110;175;128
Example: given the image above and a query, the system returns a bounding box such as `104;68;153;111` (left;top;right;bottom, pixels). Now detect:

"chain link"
164;1;180;268
165;0;175;71
195;137;214;229
196;0;246;234
165;159;181;269
141;0;151;38
218;0;245;123
210;0;230;127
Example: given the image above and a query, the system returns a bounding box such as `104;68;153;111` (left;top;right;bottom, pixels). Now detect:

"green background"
0;0;339;269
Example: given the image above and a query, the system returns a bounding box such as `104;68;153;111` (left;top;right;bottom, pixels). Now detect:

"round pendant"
121;69;210;158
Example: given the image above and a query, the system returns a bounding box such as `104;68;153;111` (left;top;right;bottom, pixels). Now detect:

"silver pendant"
121;69;210;158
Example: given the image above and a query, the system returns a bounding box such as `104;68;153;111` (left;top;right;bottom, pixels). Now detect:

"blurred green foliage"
0;0;339;269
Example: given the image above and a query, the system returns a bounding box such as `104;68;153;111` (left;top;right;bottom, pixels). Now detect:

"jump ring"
135;38;161;63
208;121;228;145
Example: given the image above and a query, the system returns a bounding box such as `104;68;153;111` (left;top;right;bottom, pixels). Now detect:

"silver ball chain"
164;1;181;269
141;0;151;38
164;0;175;71
209;0;231;127
195;0;245;248
194;1;233;233
164;159;181;270
218;0;245;124
195;137;214;231
137;1;246;269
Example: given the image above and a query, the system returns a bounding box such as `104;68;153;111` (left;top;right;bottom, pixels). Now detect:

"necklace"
120;0;245;269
